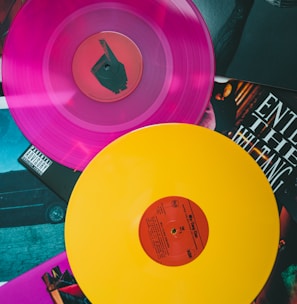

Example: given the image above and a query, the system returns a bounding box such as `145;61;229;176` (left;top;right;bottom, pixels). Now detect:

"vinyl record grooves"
2;0;214;170
65;124;280;304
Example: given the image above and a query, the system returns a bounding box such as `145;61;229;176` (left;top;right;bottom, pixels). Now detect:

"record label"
139;196;209;266
65;124;280;303
3;0;215;170
72;31;143;102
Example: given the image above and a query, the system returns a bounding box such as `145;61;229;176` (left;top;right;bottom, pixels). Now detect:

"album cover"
0;101;66;285
0;251;90;304
199;77;297;304
201;77;297;218
194;0;297;92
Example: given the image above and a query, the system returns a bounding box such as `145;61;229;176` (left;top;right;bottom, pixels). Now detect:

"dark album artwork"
205;79;297;210
199;78;297;304
195;0;297;92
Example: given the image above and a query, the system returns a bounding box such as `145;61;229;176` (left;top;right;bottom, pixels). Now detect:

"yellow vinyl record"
65;123;280;304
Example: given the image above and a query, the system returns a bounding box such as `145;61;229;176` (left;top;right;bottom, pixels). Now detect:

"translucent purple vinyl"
2;0;214;170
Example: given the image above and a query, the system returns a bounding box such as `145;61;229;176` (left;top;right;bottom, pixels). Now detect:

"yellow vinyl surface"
65;123;280;303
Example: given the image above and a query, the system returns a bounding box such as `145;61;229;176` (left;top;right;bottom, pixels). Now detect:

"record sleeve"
194;0;297;91
199;76;297;304
0;252;90;304
204;77;297;220
18;145;81;202
0;101;65;285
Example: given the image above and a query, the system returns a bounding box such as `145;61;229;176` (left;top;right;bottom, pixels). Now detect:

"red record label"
72;31;143;102
139;196;209;266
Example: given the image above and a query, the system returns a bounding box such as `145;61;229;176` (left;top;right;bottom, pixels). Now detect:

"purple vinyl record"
2;0;214;170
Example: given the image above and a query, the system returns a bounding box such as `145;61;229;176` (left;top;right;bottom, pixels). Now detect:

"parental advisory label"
20;145;53;176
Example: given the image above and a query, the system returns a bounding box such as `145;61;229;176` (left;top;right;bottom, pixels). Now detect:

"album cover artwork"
0;252;90;304
199;77;297;304
0;102;66;285
201;77;297;217
194;0;297;92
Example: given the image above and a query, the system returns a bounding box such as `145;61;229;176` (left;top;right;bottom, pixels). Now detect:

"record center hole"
171;228;177;235
104;64;111;71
